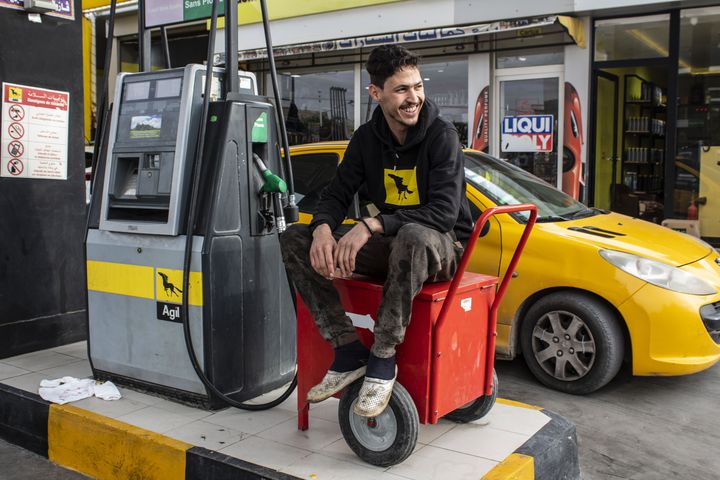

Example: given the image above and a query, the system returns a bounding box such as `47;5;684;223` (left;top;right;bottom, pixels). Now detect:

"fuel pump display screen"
129;115;162;139
124;81;150;101
116;76;184;146
155;78;182;98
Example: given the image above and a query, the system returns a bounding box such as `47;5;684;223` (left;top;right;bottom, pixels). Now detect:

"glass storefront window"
674;7;720;236
498;77;560;187
117;31;209;73
496;47;564;69
279;69;355;145
360;58;469;145
594;15;670;61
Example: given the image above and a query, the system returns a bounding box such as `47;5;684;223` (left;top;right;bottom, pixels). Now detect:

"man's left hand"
335;223;372;277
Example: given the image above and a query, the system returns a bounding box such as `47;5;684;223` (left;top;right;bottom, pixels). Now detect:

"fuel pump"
86;0;300;409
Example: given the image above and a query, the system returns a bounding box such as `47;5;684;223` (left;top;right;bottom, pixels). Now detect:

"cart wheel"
338;379;418;467
444;369;498;423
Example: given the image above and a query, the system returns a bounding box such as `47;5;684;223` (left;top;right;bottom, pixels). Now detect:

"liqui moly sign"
501;115;554;153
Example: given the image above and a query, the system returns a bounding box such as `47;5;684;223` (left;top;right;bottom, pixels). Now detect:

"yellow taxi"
288;141;720;394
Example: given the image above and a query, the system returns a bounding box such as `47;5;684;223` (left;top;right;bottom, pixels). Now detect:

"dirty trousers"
280;223;463;358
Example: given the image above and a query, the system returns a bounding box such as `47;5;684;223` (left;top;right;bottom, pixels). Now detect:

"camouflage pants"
280;223;463;358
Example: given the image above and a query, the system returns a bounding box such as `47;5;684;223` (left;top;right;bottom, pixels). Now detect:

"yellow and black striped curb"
0;383;579;479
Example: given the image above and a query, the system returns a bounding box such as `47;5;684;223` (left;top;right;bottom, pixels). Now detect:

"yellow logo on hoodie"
384;168;419;206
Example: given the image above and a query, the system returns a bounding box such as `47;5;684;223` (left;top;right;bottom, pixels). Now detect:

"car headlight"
599;249;717;296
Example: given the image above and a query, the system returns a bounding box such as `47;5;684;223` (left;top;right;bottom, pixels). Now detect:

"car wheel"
444;369;498;423
520;292;624;394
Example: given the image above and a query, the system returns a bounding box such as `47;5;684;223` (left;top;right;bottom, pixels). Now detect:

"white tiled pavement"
0;342;551;480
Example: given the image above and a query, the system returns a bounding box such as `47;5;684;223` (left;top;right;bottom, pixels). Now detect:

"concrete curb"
0;383;579;479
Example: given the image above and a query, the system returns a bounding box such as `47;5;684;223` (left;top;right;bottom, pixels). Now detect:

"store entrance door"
591;70;619;210
493;67;564;191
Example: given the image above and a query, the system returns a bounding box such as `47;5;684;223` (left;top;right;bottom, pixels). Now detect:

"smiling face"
369;66;425;144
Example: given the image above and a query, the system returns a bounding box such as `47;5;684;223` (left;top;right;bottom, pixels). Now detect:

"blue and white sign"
501;115;554;153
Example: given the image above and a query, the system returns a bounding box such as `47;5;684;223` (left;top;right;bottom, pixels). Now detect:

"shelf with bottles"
624;74;666;106
624;116;666;136
623;147;664;165
621;171;663;194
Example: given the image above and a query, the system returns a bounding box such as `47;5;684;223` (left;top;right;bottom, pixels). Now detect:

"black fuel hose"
258;0;298;223
84;0;118;370
179;0;295;411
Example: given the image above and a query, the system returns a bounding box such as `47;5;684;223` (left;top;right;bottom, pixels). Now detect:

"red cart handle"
435;203;538;330
431;204;537;403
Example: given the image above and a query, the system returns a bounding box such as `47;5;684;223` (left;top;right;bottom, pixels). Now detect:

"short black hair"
366;45;420;88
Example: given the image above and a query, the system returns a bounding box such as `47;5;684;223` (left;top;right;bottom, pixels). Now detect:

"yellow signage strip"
81;0;133;11
214;0;402;28
87;260;203;306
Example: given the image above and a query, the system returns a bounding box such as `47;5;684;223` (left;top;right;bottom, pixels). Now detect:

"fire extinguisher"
688;197;707;220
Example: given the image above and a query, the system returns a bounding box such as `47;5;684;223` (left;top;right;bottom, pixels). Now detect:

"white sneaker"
307;366;366;403
352;368;397;417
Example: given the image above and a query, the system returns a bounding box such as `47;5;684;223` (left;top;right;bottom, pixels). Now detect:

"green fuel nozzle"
253;154;287;194
260;169;287;193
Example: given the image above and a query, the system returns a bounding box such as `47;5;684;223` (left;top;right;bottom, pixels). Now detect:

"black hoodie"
309;98;474;241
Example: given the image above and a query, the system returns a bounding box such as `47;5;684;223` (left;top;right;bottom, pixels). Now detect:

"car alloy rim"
531;310;596;381
348;397;397;452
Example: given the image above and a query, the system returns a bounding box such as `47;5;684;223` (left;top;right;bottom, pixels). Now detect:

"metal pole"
137;0;151;72
90;0;117;185
161;26;171;69
224;0;239;94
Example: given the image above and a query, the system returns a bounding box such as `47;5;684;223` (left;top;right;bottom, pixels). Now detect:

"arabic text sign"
501;115;554;153
1;83;69;180
0;0;73;19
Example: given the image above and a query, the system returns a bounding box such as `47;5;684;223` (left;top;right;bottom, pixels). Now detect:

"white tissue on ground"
38;377;122;405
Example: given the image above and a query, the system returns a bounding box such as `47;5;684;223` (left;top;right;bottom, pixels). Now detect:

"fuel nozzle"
253;154;287;194
254;154;288;232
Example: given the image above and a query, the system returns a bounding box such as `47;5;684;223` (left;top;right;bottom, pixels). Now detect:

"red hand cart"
296;204;538;466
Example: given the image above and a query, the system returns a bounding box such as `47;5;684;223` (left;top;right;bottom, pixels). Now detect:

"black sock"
366;353;396;380
330;340;370;372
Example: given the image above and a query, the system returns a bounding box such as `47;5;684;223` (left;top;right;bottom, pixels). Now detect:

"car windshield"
463;151;600;222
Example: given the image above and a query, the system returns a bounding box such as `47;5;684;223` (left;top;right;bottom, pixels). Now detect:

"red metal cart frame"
296;204;537;430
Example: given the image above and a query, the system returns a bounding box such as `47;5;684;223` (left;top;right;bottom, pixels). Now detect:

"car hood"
543;212;713;267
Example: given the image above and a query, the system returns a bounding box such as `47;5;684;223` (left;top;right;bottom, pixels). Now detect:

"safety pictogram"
8;122;24;139
7;87;22;103
8;105;25;121
7;159;23;176
7;141;24;157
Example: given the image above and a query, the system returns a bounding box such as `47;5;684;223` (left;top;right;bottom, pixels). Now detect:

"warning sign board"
1;82;69;180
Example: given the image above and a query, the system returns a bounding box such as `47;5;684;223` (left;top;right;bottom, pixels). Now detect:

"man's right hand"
310;224;337;279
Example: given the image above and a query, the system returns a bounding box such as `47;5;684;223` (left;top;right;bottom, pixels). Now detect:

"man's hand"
310;224;337;279
335;222;373;277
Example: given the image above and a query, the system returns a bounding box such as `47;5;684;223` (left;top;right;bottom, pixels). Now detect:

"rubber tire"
520;291;624;395
444;369;498;423
338;380;419;467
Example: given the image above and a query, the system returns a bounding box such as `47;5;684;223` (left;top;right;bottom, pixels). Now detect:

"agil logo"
162;303;180;321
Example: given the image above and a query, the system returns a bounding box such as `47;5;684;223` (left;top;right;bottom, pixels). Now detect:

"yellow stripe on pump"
87;260;203;306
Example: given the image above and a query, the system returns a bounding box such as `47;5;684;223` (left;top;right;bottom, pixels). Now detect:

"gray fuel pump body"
86;64;296;408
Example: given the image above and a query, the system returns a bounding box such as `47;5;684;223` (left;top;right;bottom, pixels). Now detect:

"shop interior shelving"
617;74;666;220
